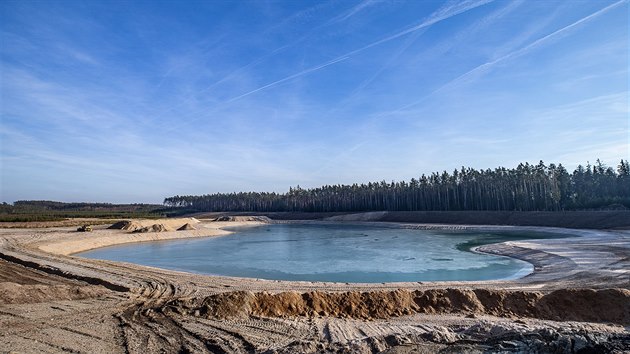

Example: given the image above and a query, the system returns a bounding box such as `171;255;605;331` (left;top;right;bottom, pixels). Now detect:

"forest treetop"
164;159;630;213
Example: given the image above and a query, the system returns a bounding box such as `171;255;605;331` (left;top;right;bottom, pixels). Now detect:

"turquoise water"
79;224;568;283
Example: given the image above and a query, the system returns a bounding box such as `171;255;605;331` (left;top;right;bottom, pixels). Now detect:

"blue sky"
1;0;628;203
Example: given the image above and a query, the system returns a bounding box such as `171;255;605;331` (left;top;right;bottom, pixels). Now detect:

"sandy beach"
1;216;629;353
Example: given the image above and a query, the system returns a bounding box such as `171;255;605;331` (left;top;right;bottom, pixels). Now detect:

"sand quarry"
1;216;629;353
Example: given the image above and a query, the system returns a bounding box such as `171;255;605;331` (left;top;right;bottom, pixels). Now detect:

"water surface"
79;224;569;283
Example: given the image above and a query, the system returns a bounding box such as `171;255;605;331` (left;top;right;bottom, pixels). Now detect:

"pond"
78;223;570;283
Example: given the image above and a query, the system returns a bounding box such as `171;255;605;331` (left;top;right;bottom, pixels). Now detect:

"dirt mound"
167;288;630;324
213;215;272;223
108;220;143;231
132;224;172;233
0;282;109;304
109;218;199;232
177;223;196;231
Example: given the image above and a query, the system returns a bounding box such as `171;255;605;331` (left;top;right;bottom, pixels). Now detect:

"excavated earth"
0;216;629;353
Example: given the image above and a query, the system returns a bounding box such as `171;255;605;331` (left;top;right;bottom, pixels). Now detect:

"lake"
78;223;569;283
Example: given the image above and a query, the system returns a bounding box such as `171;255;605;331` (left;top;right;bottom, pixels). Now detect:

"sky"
1;0;628;203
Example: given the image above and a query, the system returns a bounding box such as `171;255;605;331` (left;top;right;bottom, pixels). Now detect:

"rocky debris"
454;323;630;354
132;223;172;233
394;323;629;354
166;288;630;325
261;324;630;354
177;223;196;231
421;326;459;344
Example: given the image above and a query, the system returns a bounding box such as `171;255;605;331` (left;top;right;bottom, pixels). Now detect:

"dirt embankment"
191;211;630;229
166;288;630;325
0;259;110;305
326;211;630;229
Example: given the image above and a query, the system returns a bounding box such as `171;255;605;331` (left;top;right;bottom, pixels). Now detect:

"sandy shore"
36;218;256;256
1;217;629;353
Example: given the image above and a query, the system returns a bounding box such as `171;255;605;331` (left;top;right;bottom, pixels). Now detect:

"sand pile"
167;288;630;324
108;220;143;231
108;218;200;232
177;223;196;231
132;224;172;233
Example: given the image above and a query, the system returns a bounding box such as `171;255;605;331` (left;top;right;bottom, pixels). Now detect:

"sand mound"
132;223;172;233
109;218;200;232
108;220;143;231
167;288;630;324
213;216;272;222
0;282;109;304
177;223;196;231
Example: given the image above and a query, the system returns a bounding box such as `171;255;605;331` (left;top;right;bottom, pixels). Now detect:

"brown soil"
0;259;109;304
168;288;630;324
0;282;109;304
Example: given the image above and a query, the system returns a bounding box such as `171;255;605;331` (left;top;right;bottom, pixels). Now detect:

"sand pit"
1;217;629;353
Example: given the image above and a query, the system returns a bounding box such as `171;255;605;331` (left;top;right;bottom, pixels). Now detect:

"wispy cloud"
340;0;496;58
434;0;628;93
154;0;497;132
370;0;628;121
145;1;374;123
331;0;385;23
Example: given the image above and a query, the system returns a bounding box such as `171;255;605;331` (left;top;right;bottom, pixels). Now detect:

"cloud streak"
153;0;497;132
434;0;628;94
373;0;628;120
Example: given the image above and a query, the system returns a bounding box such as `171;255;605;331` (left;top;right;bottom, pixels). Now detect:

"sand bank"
35;218;263;255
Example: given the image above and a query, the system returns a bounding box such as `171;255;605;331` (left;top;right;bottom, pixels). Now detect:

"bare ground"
1;217;629;353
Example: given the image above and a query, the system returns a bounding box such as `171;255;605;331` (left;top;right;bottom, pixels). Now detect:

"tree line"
0;201;164;222
164;159;630;212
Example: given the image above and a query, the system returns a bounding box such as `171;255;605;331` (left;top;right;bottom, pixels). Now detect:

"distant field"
0;201;170;226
